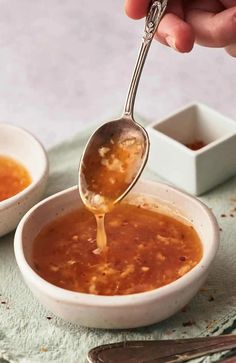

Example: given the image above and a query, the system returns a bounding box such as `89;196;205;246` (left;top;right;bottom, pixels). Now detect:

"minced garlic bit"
67;260;76;265
141;266;150;272
72;235;78;241
97;263;117;276
89;276;98;294
156;252;166;261
92;248;101;255
85;193;105;209
120;137;136;148
120;264;135;278
93;194;104;205
157;234;179;245
101;155;125;173
109;219;121;227
178;265;191;277
109;177;116;184
98;146;110;158
50;265;59;272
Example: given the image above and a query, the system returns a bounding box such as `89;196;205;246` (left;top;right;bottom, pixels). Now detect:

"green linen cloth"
0;124;236;363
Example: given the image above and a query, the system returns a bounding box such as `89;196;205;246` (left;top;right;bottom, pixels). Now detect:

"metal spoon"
78;0;168;213
87;334;236;363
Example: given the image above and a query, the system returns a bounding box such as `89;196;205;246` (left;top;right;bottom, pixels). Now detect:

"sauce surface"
185;140;206;150
32;202;203;296
0;155;31;202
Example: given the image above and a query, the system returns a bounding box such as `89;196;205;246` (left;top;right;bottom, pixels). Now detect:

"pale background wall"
0;0;235;147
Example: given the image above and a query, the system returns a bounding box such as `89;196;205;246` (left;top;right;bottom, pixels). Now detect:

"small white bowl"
147;102;236;195
14;179;219;329
0;123;49;236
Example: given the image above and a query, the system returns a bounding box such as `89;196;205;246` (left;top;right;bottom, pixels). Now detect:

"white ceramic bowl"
147;102;236;195
14;180;219;329
0;123;49;236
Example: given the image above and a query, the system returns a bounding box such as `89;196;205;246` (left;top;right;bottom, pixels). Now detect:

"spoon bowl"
79;117;149;212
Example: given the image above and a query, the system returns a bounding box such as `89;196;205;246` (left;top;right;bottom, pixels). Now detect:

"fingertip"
125;0;150;20
156;14;195;53
174;23;195;52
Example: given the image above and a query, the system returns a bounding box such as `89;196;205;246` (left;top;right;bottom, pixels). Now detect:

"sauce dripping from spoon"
95;214;107;250
80;125;146;250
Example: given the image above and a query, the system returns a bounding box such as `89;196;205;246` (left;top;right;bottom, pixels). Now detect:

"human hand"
125;0;236;56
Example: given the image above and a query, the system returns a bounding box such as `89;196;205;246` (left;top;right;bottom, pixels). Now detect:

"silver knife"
87;335;236;363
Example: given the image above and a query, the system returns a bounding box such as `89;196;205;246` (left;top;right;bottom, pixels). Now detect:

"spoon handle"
123;0;168;118
87;334;236;363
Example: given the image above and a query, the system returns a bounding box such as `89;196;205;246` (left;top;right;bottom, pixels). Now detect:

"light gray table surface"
0;0;235;149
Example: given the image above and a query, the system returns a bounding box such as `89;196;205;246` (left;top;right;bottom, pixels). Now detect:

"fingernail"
225;44;236;58
166;36;178;51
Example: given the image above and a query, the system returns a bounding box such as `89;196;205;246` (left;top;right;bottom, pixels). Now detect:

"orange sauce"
80;134;145;249
32;202;202;296
185;140;206;150
0;155;31;202
81;136;144;213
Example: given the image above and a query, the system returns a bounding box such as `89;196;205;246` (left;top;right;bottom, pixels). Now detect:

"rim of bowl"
14;181;220;307
0;123;49;210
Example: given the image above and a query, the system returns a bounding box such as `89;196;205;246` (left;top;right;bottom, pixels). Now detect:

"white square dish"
147;103;236;195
